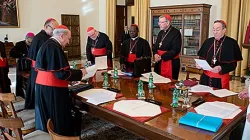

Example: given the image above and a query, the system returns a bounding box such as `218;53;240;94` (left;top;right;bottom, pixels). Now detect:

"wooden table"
74;71;247;140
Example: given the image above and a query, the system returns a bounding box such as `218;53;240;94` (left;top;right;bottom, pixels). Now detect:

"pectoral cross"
213;58;217;64
159;42;162;48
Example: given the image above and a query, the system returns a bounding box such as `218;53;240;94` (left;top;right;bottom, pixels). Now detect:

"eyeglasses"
158;21;167;24
88;31;96;38
48;25;55;30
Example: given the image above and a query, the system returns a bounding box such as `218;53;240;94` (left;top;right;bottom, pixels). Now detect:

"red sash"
157;50;180;79
204;70;230;89
36;70;68;87
0;58;7;67
91;48;106;56
127;54;136;63
32;60;36;68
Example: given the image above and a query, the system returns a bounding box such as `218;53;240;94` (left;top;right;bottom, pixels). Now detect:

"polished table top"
75;70;247;140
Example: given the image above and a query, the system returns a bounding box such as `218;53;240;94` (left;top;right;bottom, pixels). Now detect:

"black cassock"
152;26;182;80
0;41;11;93
120;37;151;69
86;32;113;67
198;36;242;89
10;40;30;98
35;38;82;136
26;30;50;109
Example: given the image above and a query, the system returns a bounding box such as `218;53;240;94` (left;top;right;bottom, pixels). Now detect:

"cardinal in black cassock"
197;20;242;89
35;25;85;136
10;32;34;98
25;18;59;109
86;27;113;67
153;14;182;80
0;41;11;93
120;24;151;71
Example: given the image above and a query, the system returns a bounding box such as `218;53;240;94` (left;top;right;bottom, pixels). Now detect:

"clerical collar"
215;35;226;41
51;37;61;46
131;36;139;40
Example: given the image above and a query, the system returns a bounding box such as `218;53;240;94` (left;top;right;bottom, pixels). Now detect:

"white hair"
53;28;69;36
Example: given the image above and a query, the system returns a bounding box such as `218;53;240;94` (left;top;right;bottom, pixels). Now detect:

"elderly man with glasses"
25;18;59;109
86;26;113;67
153;14;182;80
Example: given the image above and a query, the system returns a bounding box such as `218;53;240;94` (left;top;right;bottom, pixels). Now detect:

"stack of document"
194;101;241;119
190;84;214;92
77;89;117;105
140;72;171;83
95;56;108;70
210;89;238;98
113;100;162;117
81;65;97;80
179;112;223;132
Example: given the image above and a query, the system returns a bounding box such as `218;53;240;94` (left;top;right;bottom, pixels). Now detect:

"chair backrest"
0;93;24;140
47;119;80;140
185;67;203;81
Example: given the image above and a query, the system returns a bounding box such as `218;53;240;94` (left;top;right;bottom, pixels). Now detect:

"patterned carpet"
80;111;144;140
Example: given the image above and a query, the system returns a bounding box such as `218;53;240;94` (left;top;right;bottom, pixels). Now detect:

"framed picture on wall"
0;0;19;27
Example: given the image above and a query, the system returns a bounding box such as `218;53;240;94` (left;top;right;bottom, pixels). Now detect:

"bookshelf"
150;4;211;69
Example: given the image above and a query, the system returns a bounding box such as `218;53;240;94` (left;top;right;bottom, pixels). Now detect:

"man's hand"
81;68;87;76
0;56;3;61
154;54;161;62
210;66;222;73
238;88;249;99
121;64;126;71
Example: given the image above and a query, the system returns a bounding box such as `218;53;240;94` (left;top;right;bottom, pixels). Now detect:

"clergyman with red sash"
86;27;113;67
35;25;87;136
153;14;182;80
120;24;151;72
0;41;11;93
197;20;243;89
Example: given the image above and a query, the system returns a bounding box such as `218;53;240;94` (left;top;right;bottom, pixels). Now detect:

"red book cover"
244;20;250;44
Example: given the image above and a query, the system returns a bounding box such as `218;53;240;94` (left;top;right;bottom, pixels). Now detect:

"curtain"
134;0;150;40
221;0;250;77
106;0;116;57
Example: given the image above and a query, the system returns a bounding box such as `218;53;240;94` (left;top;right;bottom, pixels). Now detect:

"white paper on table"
113;100;162;117
95;56;108;70
184;29;193;36
81;65;97;80
140;72;171;84
77;89;117;105
107;70;125;76
194;101;240;119
190;84;214;92
210;89;238;98
224;108;242;119
194;59;212;70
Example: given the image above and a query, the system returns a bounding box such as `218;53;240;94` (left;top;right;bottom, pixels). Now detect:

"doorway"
114;6;127;58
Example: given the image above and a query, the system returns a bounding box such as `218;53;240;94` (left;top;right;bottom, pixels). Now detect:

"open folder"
179;112;223;132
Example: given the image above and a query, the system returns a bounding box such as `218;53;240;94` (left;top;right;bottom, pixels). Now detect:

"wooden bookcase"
150;4;211;69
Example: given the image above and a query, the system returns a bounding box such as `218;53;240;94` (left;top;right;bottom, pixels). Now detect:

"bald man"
25;18;59;109
86;27;113;67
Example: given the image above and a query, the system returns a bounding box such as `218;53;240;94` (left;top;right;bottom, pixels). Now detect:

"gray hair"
53;28;69;36
159;15;171;22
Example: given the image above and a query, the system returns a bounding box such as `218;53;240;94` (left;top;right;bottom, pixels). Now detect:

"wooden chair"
185;67;203;81
0;93;36;135
0;93;50;140
47;119;80;140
